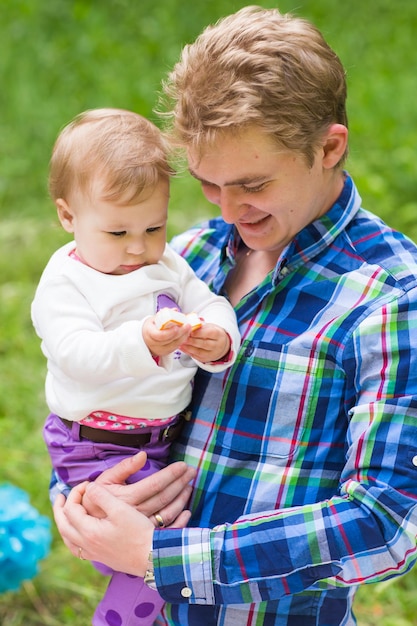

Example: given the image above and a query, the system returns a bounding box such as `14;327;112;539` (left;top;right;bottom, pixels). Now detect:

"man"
54;7;417;625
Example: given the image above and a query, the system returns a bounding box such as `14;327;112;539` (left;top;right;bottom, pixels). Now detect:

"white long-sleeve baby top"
31;241;240;422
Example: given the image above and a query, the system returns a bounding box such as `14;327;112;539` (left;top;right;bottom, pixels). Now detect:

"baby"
31;108;240;626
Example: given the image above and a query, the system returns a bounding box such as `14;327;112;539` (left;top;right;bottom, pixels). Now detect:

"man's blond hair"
161;6;348;167
49;108;173;204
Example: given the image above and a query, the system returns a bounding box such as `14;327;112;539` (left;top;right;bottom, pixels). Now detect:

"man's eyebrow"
188;169;267;186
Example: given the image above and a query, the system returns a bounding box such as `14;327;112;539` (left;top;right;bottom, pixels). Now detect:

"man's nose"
218;188;239;224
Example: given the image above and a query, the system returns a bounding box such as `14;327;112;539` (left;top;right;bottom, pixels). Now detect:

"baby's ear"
56;198;75;233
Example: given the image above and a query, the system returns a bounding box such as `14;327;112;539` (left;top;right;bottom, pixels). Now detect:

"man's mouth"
237;214;271;233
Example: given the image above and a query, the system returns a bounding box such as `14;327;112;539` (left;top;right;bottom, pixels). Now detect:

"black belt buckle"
161;409;192;442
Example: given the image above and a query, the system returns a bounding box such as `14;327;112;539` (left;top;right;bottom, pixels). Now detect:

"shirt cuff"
153;527;215;604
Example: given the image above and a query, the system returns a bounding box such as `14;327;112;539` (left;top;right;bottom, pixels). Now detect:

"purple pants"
44;413;171;626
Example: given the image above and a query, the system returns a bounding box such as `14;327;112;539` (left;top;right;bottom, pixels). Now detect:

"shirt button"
181;586;192;598
412;455;417;467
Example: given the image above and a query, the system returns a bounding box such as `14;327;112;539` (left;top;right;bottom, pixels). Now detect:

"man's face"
188;125;344;256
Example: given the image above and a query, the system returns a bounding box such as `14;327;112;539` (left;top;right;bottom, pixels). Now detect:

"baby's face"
57;177;169;275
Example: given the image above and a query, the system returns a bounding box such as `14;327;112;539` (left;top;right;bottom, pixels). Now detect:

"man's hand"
53;453;196;574
53;483;155;576
84;451;196;526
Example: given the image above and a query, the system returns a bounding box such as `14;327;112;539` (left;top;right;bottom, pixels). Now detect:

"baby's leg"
91;437;171;623
92;569;165;626
44;413;174;624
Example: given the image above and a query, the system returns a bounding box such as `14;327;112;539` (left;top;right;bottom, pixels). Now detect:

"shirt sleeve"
152;290;417;605
31;276;159;383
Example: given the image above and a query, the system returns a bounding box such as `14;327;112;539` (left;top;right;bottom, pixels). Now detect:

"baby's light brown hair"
49;108;173;205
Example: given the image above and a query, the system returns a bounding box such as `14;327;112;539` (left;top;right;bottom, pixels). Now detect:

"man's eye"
109;231;126;237
242;183;266;194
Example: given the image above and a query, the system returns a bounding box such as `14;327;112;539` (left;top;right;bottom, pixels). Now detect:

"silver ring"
154;513;166;528
78;546;86;560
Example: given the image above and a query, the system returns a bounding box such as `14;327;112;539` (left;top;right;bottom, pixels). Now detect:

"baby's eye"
146;226;162;234
109;231;126;237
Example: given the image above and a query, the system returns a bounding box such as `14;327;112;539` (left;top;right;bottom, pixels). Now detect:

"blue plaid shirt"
153;175;417;626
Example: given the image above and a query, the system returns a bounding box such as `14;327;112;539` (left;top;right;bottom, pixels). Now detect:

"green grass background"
1;1;417;624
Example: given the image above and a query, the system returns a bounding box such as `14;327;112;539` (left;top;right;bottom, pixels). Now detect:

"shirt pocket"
218;339;328;460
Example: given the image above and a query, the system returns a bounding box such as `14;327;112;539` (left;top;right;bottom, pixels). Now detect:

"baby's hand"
154;308;202;331
143;309;195;357
180;323;231;364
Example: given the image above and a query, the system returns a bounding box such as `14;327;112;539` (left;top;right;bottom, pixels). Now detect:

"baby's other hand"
180;323;231;363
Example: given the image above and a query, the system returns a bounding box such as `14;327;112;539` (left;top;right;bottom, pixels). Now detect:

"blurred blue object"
0;484;51;593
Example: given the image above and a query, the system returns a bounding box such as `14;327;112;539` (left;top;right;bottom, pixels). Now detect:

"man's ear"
322;124;348;169
56;198;75;233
